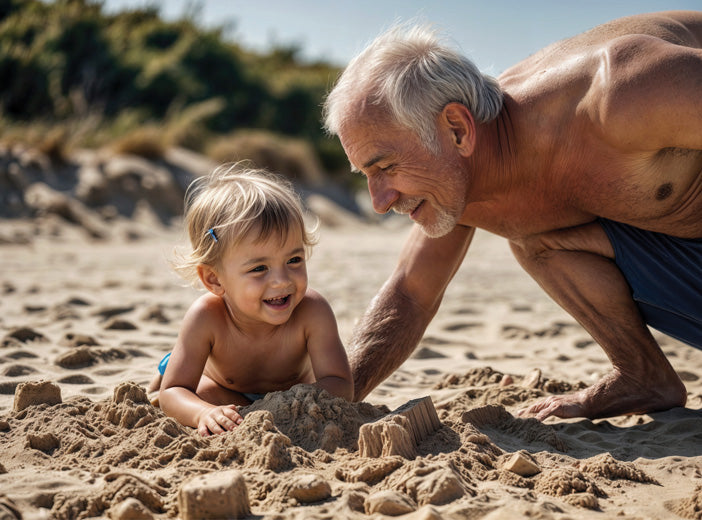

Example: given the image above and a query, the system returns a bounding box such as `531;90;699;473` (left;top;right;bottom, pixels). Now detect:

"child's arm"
159;296;243;436
303;290;354;400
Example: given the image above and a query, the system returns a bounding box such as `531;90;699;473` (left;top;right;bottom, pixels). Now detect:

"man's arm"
350;224;475;401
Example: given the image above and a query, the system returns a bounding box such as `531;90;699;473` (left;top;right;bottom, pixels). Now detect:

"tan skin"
159;228;352;436
338;11;702;420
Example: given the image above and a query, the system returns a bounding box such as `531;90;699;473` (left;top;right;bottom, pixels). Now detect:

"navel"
655;182;673;201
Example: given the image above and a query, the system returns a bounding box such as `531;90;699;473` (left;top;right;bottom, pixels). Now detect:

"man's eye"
288;256;303;264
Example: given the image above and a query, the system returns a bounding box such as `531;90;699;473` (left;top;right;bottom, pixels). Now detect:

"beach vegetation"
0;0;350;180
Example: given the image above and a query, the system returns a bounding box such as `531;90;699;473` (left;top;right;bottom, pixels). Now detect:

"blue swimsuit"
599;218;702;348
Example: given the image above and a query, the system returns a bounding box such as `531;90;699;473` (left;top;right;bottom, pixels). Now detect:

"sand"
1;215;702;519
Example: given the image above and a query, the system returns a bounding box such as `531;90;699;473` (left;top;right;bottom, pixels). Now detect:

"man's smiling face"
339;104;467;238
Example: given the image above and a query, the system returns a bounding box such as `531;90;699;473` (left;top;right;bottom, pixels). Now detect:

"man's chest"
464;146;702;239
564;146;702;236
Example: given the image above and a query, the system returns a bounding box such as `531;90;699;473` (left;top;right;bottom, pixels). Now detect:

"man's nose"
368;177;399;214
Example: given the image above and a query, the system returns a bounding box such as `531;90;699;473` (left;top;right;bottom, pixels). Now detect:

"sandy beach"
2;212;702;519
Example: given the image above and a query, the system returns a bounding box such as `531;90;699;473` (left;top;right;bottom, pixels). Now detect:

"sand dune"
1;216;702;519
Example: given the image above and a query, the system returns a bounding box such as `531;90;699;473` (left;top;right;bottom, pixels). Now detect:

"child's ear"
197;264;225;296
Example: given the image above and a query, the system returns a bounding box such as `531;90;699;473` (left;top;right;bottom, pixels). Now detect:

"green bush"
0;0;348;182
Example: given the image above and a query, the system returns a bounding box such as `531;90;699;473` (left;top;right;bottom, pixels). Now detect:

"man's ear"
440;102;476;156
197;264;225;296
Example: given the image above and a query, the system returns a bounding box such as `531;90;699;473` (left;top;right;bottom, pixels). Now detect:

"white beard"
392;197;458;238
419;205;458;238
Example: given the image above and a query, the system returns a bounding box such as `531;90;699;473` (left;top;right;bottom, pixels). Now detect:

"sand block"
178;470;249;520
358;396;441;458
390;396;442;445
358;415;417;458
13;380;62;412
503;452;541;477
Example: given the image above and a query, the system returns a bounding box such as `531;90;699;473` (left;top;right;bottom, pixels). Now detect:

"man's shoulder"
502;11;700;88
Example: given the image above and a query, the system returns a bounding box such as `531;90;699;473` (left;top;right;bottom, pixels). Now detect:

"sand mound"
0;380;670;518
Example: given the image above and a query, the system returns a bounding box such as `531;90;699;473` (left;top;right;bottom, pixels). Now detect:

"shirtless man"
323;11;702;420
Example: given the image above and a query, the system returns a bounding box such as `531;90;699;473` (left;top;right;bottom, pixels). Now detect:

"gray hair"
323;23;503;152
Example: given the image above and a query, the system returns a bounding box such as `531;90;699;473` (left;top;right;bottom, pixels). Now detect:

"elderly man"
323;11;702;420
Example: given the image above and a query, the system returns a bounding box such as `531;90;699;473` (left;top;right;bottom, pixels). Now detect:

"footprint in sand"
60;333;99;348
5;351;40;360
501;325;531;339
411;347;447;360
92;305;135;321
0;382;19;395
2;364;38;377
450;307;480;315
58;375;95;385
575;339;595;349
83;386;109;395
104;318;138;330
443;322;483;332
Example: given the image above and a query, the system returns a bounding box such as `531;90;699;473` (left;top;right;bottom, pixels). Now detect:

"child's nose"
270;269;291;287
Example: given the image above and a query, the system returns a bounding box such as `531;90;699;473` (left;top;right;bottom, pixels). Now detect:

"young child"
151;164;353;436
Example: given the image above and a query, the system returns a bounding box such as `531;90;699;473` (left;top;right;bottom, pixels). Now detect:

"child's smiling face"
213;225;309;329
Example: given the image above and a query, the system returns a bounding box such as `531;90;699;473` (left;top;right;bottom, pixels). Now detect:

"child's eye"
288;256;303;264
250;265;266;273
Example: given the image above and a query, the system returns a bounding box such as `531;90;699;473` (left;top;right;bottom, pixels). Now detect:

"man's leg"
509;221;687;420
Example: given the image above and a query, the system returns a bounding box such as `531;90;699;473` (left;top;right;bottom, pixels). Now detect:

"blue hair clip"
207;228;218;242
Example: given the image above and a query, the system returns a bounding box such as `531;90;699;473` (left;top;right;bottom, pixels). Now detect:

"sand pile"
1;376;684;519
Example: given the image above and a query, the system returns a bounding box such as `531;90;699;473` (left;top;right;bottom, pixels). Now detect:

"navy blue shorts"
599;218;702;348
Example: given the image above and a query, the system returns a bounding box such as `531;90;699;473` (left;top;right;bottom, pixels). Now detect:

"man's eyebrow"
363;153;387;170
349;152;388;174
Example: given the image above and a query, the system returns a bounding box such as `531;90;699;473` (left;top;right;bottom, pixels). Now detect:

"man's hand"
196;404;243;436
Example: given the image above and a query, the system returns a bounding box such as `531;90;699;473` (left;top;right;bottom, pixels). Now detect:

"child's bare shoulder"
184;292;227;324
295;287;335;319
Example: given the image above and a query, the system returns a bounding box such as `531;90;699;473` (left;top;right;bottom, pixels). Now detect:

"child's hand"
197;404;243;436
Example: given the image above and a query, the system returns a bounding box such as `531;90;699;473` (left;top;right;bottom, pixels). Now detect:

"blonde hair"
174;163;317;286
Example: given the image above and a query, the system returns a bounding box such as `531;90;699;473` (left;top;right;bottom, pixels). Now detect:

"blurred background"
0;0;697;234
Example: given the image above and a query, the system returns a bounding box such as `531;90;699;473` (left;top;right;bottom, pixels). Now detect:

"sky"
103;0;699;75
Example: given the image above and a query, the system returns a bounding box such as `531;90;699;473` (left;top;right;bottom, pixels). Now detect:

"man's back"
494;11;702;239
502;11;702;79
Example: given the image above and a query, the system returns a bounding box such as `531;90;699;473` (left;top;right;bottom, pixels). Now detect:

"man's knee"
509;234;553;267
510;222;614;266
